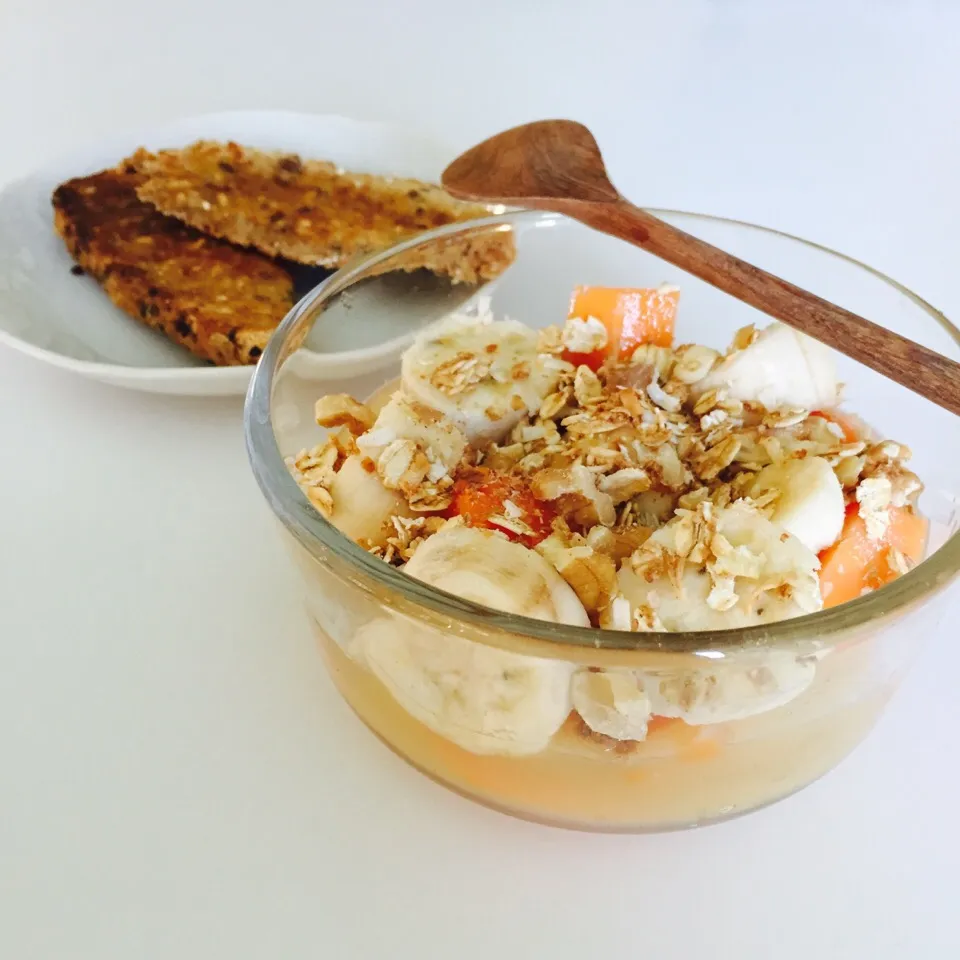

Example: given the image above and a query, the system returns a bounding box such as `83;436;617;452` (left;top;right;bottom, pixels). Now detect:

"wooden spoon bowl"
443;120;960;416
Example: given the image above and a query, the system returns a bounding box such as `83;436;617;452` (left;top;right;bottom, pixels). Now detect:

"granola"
293;293;927;632
286;441;341;518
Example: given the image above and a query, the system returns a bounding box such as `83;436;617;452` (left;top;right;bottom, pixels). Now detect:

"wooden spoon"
442;120;960;416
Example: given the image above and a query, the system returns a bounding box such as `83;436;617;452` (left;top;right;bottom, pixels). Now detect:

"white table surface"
2;1;958;956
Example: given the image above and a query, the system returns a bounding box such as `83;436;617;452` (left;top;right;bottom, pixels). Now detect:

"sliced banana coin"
356;392;467;474
400;312;569;442
622;500;823;631
571;669;652;741
404;524;591;626
360;525;587;756
360;623;577;756
643;651;816;725
696;322;839;411
749;455;845;553
329;454;413;546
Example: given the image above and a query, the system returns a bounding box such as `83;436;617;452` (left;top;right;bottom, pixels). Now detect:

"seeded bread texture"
52;167;294;365
128;141;515;284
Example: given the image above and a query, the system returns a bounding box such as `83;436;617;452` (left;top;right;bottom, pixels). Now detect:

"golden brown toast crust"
52;167;294;365
127;141;515;283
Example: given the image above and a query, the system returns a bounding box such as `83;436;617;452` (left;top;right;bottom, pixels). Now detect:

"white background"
2;1;959;957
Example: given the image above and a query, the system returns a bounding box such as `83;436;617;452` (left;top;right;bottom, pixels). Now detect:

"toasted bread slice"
52;167;294;366
127;141;515;284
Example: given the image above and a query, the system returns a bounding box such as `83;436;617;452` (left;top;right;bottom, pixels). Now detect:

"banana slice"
356;392;467;474
329;454;413;546
749;455;845;553
696;322;838;411
360;524;587;756
606;500;821;722
400;312;568;442
621;500;823;631
359;624;577;757
643;652;815;725
404;524;590;626
572;669;652;741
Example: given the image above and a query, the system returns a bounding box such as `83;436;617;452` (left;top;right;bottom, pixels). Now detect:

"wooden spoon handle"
558;196;960;416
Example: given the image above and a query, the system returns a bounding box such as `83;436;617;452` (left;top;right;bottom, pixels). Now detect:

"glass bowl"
245;210;960;832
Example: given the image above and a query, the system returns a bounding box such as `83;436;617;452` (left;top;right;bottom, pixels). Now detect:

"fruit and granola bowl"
245;211;960;831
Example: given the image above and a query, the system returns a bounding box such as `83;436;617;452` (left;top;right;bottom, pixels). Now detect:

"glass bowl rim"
245;208;960;655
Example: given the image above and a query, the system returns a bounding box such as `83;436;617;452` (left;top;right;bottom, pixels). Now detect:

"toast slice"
127;141;515;284
52;167;295;366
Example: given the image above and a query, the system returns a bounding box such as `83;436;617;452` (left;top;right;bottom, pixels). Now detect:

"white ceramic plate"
0;111;459;396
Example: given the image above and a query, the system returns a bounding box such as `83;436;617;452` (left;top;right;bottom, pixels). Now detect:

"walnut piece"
314;394;375;434
538;537;617;614
531;464;617;527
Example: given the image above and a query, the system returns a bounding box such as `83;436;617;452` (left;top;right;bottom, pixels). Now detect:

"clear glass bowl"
245;210;960;832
